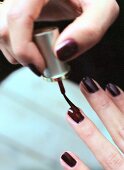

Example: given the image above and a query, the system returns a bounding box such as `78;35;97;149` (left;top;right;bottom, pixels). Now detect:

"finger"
7;0;46;74
106;83;124;113
0;46;18;64
67;108;124;170
55;0;119;62
0;2;3;9
80;77;124;153
60;151;89;170
40;0;81;21
0;28;18;64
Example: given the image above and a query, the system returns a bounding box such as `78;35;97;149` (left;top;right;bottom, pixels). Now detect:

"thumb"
55;0;119;62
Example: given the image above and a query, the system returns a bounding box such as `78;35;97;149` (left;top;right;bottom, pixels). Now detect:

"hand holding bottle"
0;0;119;76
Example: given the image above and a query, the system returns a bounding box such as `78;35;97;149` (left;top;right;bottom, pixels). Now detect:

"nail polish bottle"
34;27;70;82
34;28;79;110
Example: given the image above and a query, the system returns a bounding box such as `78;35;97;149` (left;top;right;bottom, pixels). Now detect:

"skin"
0;0;119;73
0;1;122;168
61;80;124;170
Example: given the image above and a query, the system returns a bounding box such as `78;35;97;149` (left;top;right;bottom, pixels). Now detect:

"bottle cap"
34;27;70;82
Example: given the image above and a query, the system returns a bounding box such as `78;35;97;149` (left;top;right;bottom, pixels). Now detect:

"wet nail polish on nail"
82;77;99;93
28;64;41;77
61;152;77;167
68;107;84;123
56;39;78;61
106;83;121;97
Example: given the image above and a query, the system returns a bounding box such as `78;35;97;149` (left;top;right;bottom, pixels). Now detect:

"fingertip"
60;151;89;170
14;42;45;77
54;20;83;62
66;107;85;126
55;39;79;62
106;83;121;97
27;63;42;77
23;42;45;74
80;77;99;94
60;151;77;169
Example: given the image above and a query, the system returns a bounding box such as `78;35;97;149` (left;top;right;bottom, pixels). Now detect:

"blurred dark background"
0;0;124;89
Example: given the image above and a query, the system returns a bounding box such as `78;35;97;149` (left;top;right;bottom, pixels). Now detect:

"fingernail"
61;152;77;167
68;107;84;123
81;77;99;93
28;64;41;77
56;39;78;61
106;83;121;97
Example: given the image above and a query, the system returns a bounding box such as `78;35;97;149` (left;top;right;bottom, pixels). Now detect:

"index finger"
7;0;47;71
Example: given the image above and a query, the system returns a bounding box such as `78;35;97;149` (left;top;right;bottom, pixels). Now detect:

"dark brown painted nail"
68;107;84;123
61;152;77;167
56;39;78;61
81;77;99;93
106;83;121;97
28;64;41;77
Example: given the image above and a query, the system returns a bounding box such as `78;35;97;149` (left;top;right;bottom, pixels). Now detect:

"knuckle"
80;120;96;139
85;25;102;43
103;150;123;169
7;10;34;25
96;95;111;112
100;99;110;111
19;14;34;26
7;11;21;22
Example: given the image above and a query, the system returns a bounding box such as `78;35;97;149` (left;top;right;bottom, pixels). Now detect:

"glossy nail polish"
28;64;41;77
58;80;80;112
106;83;121;97
56;39;78;61
68;107;84;123
82;77;99;93
61;152;77;167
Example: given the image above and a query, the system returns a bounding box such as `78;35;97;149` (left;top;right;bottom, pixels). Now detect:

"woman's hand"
60;77;124;170
0;0;119;76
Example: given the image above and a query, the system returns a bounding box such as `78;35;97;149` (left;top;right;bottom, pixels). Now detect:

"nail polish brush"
34;27;79;111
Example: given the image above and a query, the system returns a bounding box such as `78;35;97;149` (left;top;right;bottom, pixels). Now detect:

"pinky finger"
1;47;18;64
60;151;89;170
